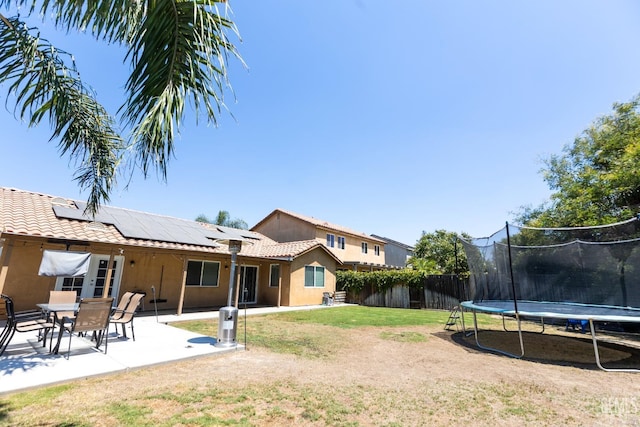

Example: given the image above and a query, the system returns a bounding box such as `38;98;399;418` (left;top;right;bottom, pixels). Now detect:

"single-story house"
0;187;341;314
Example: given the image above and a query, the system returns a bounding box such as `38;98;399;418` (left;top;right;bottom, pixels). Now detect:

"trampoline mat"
462;300;640;323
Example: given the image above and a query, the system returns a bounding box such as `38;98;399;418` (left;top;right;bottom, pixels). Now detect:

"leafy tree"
410;230;469;276
518;95;640;227
405;257;438;274
196;210;247;229
0;0;241;215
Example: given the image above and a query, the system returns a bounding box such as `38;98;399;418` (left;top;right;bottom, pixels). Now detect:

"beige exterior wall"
253;212;317;242
171;253;229;310
252;210;387;270
314;228;385;265
288;248;336;306
255;260;289;307
0;234;332;313
0;236;58;311
253;212;386;267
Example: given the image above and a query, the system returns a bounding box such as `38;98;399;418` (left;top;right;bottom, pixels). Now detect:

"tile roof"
254;208;386;243
239;239;324;259
0;188;333;261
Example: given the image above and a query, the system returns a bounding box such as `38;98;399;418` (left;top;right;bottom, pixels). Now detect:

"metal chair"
45;291;77;348
110;293;145;341
61;297;113;359
110;292;134;322
47;291;77;319
0;294;54;356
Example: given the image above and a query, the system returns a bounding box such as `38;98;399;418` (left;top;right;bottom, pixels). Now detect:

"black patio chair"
0;294;55;356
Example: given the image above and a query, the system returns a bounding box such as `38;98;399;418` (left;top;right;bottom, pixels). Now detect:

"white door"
55;255;124;299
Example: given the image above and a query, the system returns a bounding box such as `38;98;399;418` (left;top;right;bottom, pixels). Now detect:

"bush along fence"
336;270;469;310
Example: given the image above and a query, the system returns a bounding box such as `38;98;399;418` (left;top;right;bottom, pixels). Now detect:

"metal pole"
227;251;237;307
505;222;519;313
243;277;248;350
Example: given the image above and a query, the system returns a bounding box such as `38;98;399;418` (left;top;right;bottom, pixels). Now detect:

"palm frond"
0;0;242;210
0;0;145;43
123;0;241;177
0;16;123;215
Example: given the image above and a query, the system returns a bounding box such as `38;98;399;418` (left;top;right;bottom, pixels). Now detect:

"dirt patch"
8;322;640;426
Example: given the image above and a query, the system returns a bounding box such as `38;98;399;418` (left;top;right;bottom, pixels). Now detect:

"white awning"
38;250;91;277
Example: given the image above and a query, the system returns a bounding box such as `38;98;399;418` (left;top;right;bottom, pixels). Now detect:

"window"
361;242;368;254
269;264;280;287
337;236;345;250
304;265;325;287
374;245;380;256
186;260;220;286
61;276;84;293
326;233;335;248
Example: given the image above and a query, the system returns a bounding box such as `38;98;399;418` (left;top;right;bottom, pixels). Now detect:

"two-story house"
251;209;390;272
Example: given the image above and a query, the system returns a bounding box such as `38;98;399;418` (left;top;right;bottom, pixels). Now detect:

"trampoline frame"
461;299;640;372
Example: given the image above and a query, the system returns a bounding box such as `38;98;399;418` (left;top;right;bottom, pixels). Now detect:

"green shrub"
337;269;426;293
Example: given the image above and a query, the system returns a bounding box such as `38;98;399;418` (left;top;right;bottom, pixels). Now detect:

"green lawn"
171;306;498;357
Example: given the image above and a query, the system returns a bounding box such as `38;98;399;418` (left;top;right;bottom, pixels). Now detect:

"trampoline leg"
501;315;545;334
590;319;640;373
460;305;473;337
471;310;525;359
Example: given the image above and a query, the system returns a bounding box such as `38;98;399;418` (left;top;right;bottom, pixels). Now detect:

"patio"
0;305;327;395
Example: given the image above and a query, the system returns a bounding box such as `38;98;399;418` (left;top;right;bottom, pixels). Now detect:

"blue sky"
2;1;640;245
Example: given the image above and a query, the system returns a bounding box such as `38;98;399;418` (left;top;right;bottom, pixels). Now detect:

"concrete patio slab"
0;304;331;395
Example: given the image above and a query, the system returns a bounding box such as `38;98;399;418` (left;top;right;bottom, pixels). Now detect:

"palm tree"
0;0;241;215
196;210;247;229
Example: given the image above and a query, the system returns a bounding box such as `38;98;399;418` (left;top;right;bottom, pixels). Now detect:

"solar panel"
52;203;248;247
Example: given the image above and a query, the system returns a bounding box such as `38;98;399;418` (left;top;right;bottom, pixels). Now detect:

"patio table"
37;303;79;354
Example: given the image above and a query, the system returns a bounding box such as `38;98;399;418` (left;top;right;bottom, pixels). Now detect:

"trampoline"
458;217;640;372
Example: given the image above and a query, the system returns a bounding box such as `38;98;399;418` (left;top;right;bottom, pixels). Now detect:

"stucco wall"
255;260;287;307
1;237;240;312
0;237;59;311
314;228;385;265
253;212;317;242
289;248;336;306
0;234;330;314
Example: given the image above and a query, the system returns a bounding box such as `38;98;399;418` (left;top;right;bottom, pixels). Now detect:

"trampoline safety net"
458;217;640;308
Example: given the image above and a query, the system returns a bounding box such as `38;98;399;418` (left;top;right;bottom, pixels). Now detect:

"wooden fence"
345;275;469;310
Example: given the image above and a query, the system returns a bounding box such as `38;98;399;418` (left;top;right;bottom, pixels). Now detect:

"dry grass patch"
2;307;640;426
